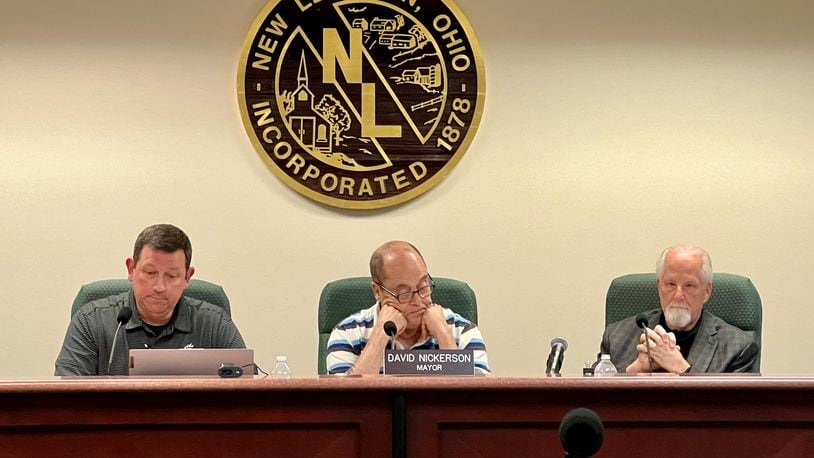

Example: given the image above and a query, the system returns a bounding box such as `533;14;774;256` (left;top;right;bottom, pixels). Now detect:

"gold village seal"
238;0;484;209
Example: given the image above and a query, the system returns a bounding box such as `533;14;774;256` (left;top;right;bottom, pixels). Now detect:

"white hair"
656;245;713;284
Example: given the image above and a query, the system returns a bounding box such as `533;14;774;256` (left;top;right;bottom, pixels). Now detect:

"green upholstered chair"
605;273;762;369
317;276;478;375
71;279;231;318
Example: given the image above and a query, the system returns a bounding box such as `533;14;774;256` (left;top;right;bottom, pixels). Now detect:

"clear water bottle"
271;355;292;379
594;354;618;377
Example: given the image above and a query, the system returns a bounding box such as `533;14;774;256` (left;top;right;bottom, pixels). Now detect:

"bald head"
370;241;426;284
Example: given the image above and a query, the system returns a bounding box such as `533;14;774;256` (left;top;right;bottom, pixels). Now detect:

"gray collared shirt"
55;290;245;375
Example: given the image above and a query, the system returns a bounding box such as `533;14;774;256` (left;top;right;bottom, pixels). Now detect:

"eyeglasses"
375;275;435;304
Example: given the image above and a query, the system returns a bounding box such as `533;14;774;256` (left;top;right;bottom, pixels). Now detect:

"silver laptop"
128;348;255;377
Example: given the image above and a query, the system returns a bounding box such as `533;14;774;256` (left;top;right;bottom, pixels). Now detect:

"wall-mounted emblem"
238;0;484;209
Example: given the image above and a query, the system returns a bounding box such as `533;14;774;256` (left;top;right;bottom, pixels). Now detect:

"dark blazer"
600;309;759;373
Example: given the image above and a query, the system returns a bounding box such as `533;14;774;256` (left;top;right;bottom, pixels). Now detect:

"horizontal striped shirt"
326;303;490;375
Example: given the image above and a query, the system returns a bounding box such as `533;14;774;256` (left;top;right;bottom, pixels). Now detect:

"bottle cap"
276;355;287;362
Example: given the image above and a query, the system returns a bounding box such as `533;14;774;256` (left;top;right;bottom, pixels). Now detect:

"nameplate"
383;349;475;376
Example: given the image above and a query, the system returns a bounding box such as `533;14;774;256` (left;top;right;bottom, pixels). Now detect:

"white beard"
665;303;692;330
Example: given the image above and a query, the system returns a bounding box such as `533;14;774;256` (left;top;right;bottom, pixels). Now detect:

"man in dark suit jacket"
600;245;759;374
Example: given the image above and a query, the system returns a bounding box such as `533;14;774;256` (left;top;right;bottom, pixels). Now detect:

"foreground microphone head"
117;307;133;324
559;407;604;457
383;321;398;337
635;313;649;329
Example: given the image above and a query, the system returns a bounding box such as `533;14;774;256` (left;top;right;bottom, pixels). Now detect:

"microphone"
383;321;397;349
546;337;568;375
635;314;649;329
559;407;604;458
635;313;653;372
107;307;132;375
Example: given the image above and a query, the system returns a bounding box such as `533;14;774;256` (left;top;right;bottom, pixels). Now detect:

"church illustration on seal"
285;52;347;158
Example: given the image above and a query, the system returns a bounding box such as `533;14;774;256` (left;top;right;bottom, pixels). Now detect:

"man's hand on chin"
378;303;407;335
423;304;456;349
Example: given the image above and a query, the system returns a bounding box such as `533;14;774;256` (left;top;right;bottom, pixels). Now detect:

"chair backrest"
605;272;762;368
71;279;231;317
317;276;478;375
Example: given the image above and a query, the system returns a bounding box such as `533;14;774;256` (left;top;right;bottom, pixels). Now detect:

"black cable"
241;363;268;378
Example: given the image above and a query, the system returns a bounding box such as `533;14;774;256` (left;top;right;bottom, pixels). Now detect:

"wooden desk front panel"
0;378;392;457
403;377;814;457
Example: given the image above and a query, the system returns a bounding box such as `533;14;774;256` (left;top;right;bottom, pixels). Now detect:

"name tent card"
384;349;475;376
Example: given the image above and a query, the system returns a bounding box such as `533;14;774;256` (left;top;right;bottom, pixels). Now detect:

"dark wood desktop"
1;376;812;457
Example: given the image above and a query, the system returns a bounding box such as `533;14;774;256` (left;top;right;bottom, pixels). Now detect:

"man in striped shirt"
326;241;490;375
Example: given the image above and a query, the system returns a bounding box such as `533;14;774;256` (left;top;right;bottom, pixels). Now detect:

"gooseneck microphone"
635;313;653;372
383;321;397;349
559;407;604;458
107;307;132;375
546;337;568;375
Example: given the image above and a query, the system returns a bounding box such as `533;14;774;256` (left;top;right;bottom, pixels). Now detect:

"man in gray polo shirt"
55;224;245;375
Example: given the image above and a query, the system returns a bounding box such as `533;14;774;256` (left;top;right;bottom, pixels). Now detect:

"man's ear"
185;266;195;283
125;258;136;281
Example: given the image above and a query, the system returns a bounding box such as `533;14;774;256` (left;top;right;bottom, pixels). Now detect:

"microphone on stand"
559;407;604;458
383;321;398;350
107;307;132;375
545;337;568;375
635;313;653;372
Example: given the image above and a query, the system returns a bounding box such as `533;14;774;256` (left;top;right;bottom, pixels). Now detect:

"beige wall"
1;0;813;377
